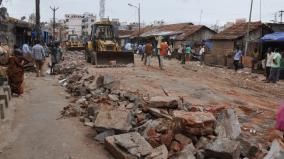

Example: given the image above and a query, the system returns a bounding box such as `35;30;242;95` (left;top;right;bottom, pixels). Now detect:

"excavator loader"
85;19;134;67
65;34;84;51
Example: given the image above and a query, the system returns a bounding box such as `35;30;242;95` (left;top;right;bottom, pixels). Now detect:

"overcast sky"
3;0;284;26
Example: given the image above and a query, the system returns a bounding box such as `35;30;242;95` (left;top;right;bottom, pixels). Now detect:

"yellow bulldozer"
85;19;134;66
65;34;84;51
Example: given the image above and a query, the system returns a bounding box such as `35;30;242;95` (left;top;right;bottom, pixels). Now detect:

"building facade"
82;13;96;37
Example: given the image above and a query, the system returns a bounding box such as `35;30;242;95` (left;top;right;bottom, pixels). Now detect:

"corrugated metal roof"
131;23;215;40
211;21;266;40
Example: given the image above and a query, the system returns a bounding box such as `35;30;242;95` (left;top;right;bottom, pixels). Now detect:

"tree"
28;13;36;24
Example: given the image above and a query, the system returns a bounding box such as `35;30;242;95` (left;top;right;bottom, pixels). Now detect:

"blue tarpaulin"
261;32;284;42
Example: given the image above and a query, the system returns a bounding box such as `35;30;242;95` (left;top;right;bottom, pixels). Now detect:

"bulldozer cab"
85;20;134;66
68;34;79;42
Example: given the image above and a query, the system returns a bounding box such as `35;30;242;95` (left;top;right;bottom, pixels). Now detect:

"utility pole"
138;3;141;44
50;6;59;40
279;10;284;23
245;0;254;56
128;3;141;44
35;0;41;41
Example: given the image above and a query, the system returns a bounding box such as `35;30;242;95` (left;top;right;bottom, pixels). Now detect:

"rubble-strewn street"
23;50;281;159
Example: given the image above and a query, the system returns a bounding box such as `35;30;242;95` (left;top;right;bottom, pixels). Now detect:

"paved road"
0;73;109;159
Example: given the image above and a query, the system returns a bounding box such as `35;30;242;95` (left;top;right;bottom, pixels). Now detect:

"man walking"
145;40;153;69
268;49;282;83
32;41;45;77
233;47;243;72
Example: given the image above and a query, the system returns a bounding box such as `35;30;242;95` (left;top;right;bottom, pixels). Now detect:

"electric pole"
245;0;254;56
279;10;284;23
35;0;41;41
50;6;59;40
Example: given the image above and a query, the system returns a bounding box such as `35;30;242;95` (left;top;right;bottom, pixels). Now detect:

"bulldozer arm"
90;51;134;67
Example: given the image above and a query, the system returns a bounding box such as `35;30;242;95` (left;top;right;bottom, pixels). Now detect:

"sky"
2;0;284;26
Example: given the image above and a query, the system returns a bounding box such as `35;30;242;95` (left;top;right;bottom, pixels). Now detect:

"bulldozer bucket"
93;51;134;67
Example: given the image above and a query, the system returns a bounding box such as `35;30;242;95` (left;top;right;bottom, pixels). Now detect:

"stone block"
94;110;132;132
215;109;241;140
173;111;216;136
146;145;168;159
105;132;153;159
204;138;240;159
0;92;9;108
149;96;180;108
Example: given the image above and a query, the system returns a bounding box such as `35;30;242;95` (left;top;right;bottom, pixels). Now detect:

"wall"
65;14;84;36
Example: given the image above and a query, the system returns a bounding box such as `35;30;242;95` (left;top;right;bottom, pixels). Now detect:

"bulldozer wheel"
90;53;96;65
85;52;91;63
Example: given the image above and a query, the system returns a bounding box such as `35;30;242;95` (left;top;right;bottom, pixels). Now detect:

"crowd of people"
6;40;63;96
232;47;283;84
132;38;207;70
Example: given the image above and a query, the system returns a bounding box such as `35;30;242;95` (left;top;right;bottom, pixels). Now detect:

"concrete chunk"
149;96;179;108
146;145;168;159
175;143;197;159
264;140;284;159
204;138;240;159
173;111;216;136
105;132;153;159
94;110;132;132
94;130;115;144
215;109;241;140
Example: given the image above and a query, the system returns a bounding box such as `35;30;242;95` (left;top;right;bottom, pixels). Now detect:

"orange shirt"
160;42;168;56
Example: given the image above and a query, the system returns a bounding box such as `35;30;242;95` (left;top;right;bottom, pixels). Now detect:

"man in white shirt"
265;48;274;82
22;43;31;55
199;45;206;65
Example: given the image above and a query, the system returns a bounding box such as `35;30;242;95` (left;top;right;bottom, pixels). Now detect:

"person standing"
7;49;29;96
251;48;259;72
185;45;191;64
199;45;206;65
22;43;31;55
160;40;168;69
268;49;282;83
32;41;45;77
145;40;153;69
233;47;243;72
156;37;163;69
265;48;274;81
50;42;61;75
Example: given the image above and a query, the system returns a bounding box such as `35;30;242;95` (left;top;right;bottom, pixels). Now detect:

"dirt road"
0;73;109;159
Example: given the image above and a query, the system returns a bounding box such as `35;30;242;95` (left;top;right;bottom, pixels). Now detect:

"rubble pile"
56;53;283;159
54;51;86;75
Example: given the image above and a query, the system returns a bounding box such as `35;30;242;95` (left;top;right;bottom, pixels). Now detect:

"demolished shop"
206;22;273;68
0;17;34;48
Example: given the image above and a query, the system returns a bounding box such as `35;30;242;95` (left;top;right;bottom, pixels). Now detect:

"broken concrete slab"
204;138;240;159
215;109;241;140
175;133;192;147
94;130;115;144
105;132;153;159
237;135;259;158
145;145;168;159
264;140;284;159
149;96;180;108
108;94;119;102
175;143;197;159
173;111;216;136
94;110;132;132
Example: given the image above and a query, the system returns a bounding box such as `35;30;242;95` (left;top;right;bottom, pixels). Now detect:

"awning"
261;32;284;42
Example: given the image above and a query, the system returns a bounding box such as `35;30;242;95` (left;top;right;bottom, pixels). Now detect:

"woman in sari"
7;49;29;95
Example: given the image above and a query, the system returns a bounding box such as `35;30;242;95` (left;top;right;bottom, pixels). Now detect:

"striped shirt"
32;44;45;61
